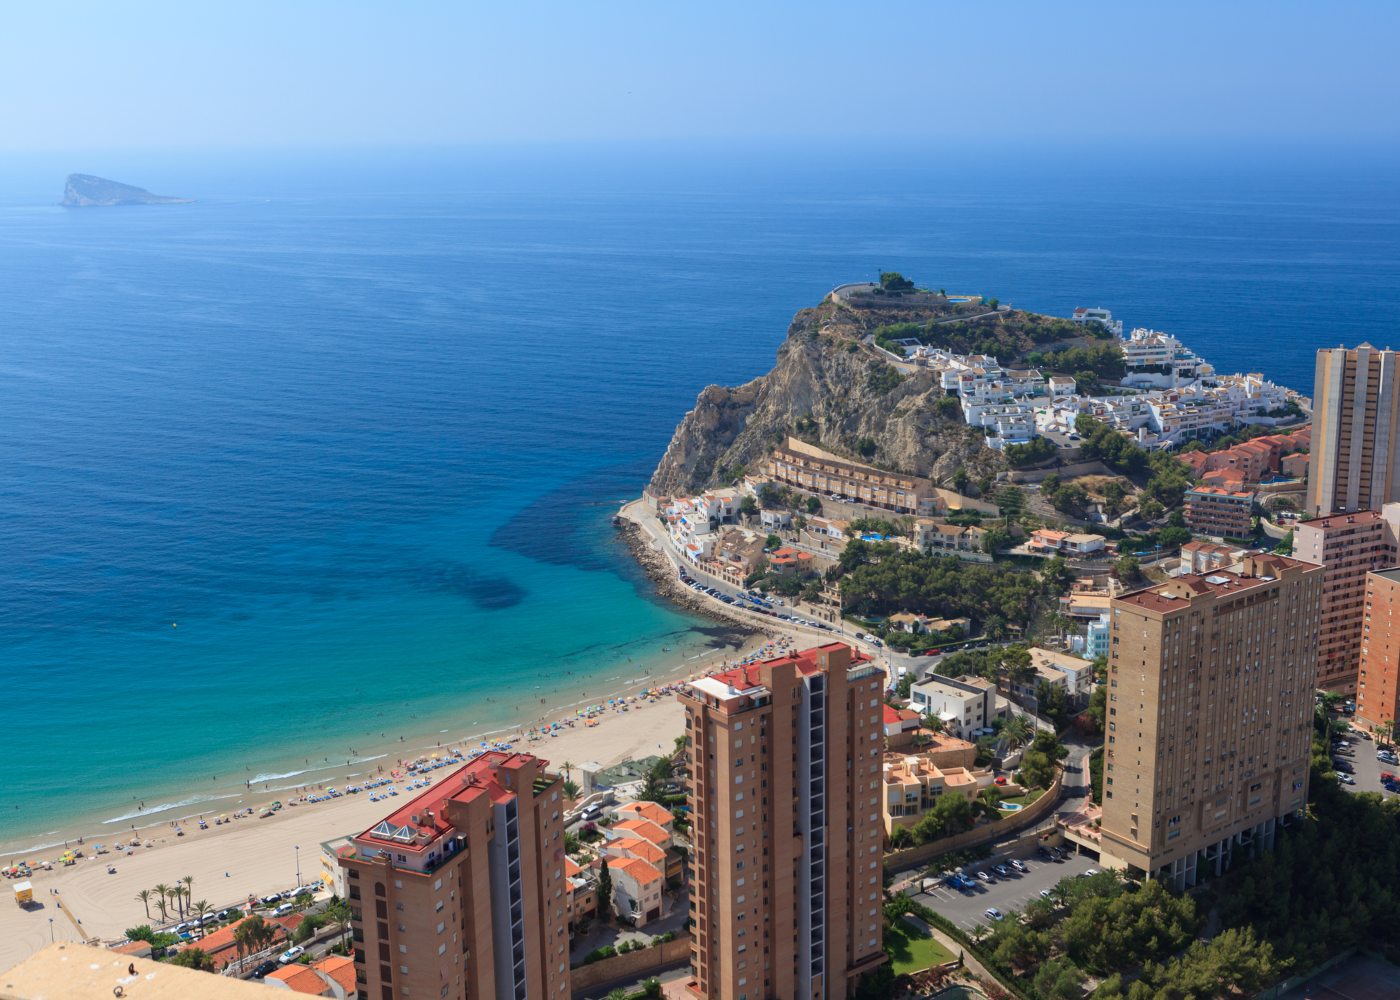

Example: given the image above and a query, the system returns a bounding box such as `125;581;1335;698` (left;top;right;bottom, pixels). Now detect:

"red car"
994;776;1008;786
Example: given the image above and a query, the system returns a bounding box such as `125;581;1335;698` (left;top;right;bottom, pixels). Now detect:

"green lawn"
1000;787;1046;807
886;919;955;975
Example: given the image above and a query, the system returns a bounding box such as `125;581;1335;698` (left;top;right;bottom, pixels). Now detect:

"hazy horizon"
3;1;1397;154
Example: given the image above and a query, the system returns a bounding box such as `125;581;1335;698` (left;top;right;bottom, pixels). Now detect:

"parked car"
1084;868;1100;877
1039;889;1054;899
975;871;993;883
1333;759;1355;774
984;907;1005;921
251;961;278;979
1010;859;1029;873
993;864;1011;878
260;893;282;905
994;776;1008;786
272;902;294;917
278;945;305;965
1338;773;1357;785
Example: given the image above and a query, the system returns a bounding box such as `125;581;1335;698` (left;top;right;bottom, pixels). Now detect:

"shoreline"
0;525;773;862
0;622;805;971
0;500;803;970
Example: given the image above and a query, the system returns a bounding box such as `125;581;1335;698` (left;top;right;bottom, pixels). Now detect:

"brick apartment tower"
1358;568;1400;738
1291;506;1400;695
1099;554;1322;890
1307;345;1400;517
340;752;570;1000
680;642;886;1000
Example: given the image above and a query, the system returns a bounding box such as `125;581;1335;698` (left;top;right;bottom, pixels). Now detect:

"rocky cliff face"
648;296;1005;497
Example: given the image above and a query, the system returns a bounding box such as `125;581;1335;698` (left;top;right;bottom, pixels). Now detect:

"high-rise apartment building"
340;752;570;1000
1291;505;1400;695
680;642;886;1000
1099;554;1322;889
1307;345;1400;516
1358;568;1400;737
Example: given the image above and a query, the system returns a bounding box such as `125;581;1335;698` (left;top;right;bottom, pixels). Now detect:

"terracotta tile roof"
355;751;546;852
612;819;671;847
603;855;663;886
604;836;667;866
708;643;870;690
265;963;330;995
313;954;356;994
615;800;673;827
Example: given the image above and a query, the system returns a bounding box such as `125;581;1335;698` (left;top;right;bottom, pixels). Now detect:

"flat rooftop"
1115;554;1304;614
1;943;272;998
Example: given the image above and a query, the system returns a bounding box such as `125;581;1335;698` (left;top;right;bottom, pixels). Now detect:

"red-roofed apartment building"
680;642;887;999
1101;555;1322;889
1290;506;1400;694
340;752;570;1000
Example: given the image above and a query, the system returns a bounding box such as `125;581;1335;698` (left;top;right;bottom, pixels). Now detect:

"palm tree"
166;886;183;920
191;899;211;937
977;787;1003;821
153;884;171;923
136;889;152;919
1002;715;1034;749
181;876;195;915
561;760;574;782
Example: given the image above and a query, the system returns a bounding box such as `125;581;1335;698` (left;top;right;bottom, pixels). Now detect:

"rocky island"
60;173;193;207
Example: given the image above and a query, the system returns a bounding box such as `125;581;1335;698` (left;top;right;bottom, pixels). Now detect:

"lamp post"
48;917;54;941
294;844;301;888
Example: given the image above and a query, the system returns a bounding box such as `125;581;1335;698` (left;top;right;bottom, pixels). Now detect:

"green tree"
765;533;782;549
1002;714;1034;748
739;495;758;519
805;495;821;514
597;856;613;923
190;899;211;938
1032;957;1086;1000
136;889;152;920
879;271;914;291
1088;685;1107;734
1018;749;1055;789
1114;554;1143;585
153;883;171;923
168;948;215;972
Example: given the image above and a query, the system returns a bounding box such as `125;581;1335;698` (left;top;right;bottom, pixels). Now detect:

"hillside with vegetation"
648;276;1097;496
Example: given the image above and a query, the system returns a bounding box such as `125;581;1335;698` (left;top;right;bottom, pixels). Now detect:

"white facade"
909;675;1003;740
1086;614;1111;660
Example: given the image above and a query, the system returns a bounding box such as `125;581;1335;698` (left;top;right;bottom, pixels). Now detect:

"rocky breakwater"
615;515;769;639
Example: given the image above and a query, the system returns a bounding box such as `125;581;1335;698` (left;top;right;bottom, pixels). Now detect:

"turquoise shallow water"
1;147;1397;852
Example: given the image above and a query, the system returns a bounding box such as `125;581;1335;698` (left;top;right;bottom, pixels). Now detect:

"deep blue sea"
2;146;1398;851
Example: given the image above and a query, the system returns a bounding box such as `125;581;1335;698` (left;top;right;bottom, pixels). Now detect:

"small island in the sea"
60;173;193;207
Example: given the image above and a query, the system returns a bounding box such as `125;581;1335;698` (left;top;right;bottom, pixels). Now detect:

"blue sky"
1;1;1396;151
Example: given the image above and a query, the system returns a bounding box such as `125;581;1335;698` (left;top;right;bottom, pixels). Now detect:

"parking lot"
1333;735;1399;799
906;847;1100;932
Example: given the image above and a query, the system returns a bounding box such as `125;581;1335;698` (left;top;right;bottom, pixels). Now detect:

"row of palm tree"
134;875;199;926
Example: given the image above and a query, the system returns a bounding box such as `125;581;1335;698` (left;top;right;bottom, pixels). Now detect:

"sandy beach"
0;500;861;973
0;615;811;972
0;680;694;971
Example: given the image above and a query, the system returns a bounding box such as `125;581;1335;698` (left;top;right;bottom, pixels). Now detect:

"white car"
278;945;305;965
984;907;1005;921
